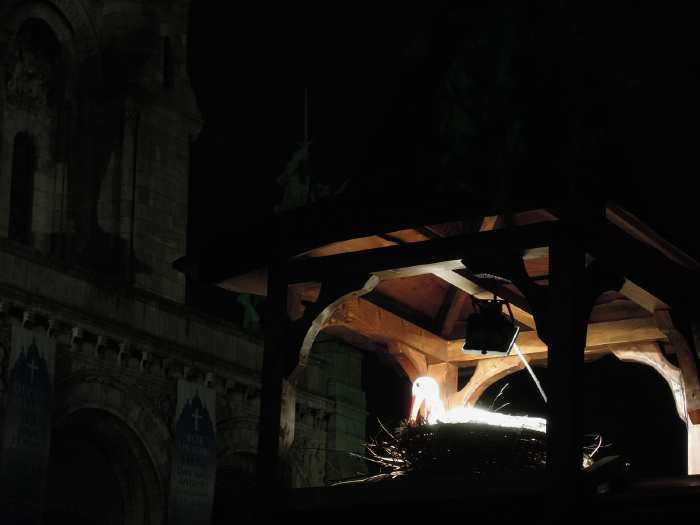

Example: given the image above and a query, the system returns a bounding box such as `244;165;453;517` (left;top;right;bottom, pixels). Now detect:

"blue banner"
0;325;55;524
168;380;217;525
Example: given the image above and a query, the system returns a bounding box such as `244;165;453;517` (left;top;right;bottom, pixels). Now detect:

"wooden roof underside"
218;205;699;370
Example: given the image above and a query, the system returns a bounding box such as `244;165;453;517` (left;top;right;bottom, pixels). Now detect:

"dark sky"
186;4;443;248
187;4;700;260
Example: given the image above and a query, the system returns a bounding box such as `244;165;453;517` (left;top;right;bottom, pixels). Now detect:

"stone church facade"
0;1;366;522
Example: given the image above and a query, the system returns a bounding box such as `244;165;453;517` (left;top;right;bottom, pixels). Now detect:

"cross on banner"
192;408;202;433
169;380;217;525
1;326;56;523
27;358;38;384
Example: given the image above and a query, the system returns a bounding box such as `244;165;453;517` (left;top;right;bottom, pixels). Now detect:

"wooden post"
546;223;588;510
654;310;700;474
689;424;700;475
257;260;288;486
427;362;459;411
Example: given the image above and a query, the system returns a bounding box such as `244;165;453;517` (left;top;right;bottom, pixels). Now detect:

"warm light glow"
410;376;547;433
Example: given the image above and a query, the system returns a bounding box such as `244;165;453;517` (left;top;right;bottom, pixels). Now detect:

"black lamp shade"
461;302;520;357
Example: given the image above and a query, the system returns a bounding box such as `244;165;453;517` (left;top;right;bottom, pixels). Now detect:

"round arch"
476;355;687;476
0;1;101;247
50;375;172;524
0;0;100;69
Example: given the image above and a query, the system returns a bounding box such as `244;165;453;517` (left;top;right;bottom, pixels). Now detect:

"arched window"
8;132;36;245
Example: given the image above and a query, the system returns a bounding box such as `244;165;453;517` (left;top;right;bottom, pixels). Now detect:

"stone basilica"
0;1;366;523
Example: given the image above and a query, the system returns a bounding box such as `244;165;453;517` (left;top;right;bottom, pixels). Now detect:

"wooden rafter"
620;279;668;313
438;288;468;338
584;221;699;309
479;215;500;232
325;297;449;363
440;269;537;329
286;222;554;283
606;203;700;271
446;317;667;363
321;295;668;370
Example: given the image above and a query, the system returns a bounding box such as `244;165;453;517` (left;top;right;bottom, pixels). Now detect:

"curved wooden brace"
454;356;527;408
611;341;686;423
654;310;700;424
388;341;427;383
286;274;380;383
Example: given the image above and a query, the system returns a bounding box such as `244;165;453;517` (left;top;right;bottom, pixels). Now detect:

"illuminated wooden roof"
195;204;698;381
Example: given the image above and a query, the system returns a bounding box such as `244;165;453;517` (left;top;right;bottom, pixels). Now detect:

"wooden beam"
302;235;397;258
287;222;554;283
434;269;537;329
281;198;544;258
588;299;652;324
431;212;535;331
620;279;668;313
325;296;449;363
523;247;550;260
446;317;666;363
606;203;700;271
584;221;699;310
432;268;481;295
480;215;500;232
324;297;666;370
362;290;437;334
218;267;268;296
388;341;428;382
374;259;464;280
458;269;534;318
438;289;468;338
584;317;668;347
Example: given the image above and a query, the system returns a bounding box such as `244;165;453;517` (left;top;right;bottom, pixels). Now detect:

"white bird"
409;376;547;433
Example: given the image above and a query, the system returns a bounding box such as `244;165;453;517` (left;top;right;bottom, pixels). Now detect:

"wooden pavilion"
177;8;700;517
177;195;700;517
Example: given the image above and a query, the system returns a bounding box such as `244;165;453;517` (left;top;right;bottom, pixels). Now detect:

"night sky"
186;5;698;477
187;5;700;259
186;4;446;247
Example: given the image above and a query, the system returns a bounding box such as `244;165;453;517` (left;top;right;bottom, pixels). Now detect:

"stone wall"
0;242;368;518
295;338;367;485
0;3;368;520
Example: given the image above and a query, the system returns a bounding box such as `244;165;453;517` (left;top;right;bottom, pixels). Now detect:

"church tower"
0;0;200;302
0;1;367;522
